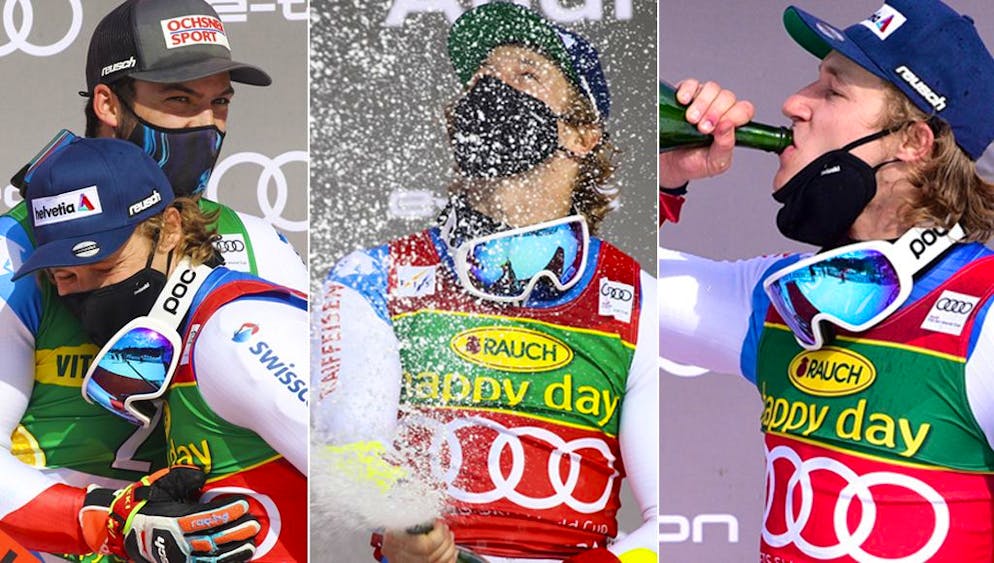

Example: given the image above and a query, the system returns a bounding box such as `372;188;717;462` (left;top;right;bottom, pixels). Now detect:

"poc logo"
909;227;949;260
163;268;199;315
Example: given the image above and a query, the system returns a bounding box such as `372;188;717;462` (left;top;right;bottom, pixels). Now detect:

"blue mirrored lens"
768;249;901;345
467;222;584;296
84;327;175;424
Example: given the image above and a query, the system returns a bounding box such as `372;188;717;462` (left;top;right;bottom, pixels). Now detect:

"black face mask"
773;127;901;248
62;249;169;347
449;76;561;179
122;102;225;197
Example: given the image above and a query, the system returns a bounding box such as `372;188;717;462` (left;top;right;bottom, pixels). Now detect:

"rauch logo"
788;347;876;397
450;326;573;373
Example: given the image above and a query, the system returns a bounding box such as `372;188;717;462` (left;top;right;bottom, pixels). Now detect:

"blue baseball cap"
14;138;174;280
448;2;611;120
783;0;994;161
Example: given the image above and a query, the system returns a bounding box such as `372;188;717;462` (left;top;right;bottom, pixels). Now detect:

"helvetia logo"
232;323;259;343
32;187;102;226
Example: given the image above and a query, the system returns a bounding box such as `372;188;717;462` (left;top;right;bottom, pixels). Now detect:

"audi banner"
0;0;307;257
660;1;994;561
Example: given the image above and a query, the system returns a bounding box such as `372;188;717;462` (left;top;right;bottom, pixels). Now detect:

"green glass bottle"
659;81;792;154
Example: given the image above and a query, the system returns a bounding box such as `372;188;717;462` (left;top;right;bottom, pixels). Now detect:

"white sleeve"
609;270;658;556
235;211;308;293
0;216;61;520
193;297;308;474
312;280;402;445
658;248;785;377
964;309;994;451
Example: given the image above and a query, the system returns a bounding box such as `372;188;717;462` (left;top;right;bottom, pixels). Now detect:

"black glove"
83;465;261;563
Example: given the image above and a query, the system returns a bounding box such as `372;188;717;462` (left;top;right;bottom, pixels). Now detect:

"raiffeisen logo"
233;321;307;404
231;323;259;343
788;347;877;397
450;326;573;372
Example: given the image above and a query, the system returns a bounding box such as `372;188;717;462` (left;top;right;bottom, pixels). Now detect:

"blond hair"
880;85;994;242
137;197;220;265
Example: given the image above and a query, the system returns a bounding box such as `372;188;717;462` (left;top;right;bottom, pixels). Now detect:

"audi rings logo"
763;444;949;561
206;151;307;233
0;0;83;57
402;414;618;514
935;297;974;314
600;284;632;302
214;238;246;253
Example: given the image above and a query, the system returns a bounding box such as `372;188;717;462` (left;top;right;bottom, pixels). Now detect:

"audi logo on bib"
214;238;246;253
0;0;83;57
400;413;619;518
935;297;975;314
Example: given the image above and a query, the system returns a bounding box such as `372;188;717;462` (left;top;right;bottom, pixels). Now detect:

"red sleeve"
0;483;90;554
659;191;685;226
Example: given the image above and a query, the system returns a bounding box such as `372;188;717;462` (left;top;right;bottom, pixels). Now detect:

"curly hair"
879;85;994;242
137;197;221;265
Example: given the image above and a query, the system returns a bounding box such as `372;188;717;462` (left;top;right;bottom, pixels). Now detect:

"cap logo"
860;5;907;40
101;56;136;77
72;241;100;258
128;189;163;217
815;21;846;43
32;186;102;227
895;65;947;111
160;15;230;50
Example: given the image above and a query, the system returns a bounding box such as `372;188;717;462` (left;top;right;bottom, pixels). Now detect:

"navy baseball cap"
783;0;994;161
83;0;271;96
14;138;174;280
448;2;611;120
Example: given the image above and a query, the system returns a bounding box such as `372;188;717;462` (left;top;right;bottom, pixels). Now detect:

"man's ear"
157;207;183;254
92;84;124;132
559;121;603;157
895;120;935;164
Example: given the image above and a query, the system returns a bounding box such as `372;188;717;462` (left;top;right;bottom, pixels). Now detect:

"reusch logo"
450;326;573;373
788;347;876;397
233;323;307;404
895;65;947;111
127;189;162;217
32;186;102;226
101;56;136;77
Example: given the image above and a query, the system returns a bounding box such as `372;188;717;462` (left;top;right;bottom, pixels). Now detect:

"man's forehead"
819;52;882;87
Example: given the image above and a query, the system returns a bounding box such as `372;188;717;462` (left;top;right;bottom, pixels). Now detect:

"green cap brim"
783;6;832;59
448;2;579;88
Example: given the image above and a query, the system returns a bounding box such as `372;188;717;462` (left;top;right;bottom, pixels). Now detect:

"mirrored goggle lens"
83;327;176;426
464;221;585;297
766;249;901;346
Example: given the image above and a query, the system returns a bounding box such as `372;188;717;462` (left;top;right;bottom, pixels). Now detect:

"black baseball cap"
82;0;271;96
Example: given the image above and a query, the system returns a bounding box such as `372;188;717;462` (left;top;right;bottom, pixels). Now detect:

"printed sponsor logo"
72;240;99;258
101;56;136;77
162;267;199;316
815;21;845;42
128;189;162;217
659;513;740;544
895;65;947;111
450;326;573;372
180;323;201;366
213;234;249;271
908;226;950;260
921;290;980;336
232;322;259;343
861;4;906;40
0;0;84;58
233;323;307;404
598;278;634;322
32;186;102;226
160;15;230;50
155;535;168;561
787;347;876;397
396;265;435;297
168;436;213;473
206;151;308;233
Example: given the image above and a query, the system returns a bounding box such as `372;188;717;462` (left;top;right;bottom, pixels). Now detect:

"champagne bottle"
659;81;792;153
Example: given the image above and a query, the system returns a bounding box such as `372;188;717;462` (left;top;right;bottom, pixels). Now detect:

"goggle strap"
147;258;214;325
889;224;965;273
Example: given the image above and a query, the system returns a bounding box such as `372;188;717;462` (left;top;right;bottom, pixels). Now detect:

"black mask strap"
840;123;906;153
